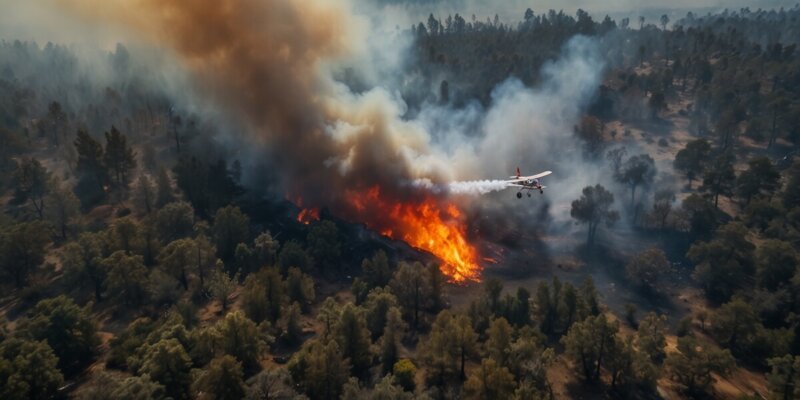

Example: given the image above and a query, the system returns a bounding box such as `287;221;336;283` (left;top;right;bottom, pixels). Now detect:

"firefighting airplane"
506;167;552;198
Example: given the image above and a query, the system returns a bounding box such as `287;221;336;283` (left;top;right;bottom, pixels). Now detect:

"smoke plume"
47;0;613;279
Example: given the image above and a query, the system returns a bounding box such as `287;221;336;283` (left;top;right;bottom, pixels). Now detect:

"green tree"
0;338;64;400
214;311;265;374
756;240;798;291
766;92;790;148
636;313;667;364
364;288;399;340
390;261;432;330
426;262;446;312
650;189;675;230
280;302;303;346
561;314;619;382
18;295;100;375
155;201;195;243
139;338;192;400
507;286;532;327
783;161;800;209
688;222;755;302
110;216;142;255
743;197;784;233
158;237;216;290
674;139;712;186
208;268;237;311
253;231;279;266
190;355;246;400
285;266;315;312
0;222;50;288
306;220;341;273
46;101;67;147
288;339;349;400
680;193;718;240
133;174;157;214
701;153;736;207
46;183;80;239
419;311;457;385
173;157;242;218
666;336;735;397
737;157;781;204
73;129;107;207
103;126;137;187
112;374;166;400
508;328;554;395
103;251;150;307
767;355;800;400
60;233;105;301
245;367;302;400
420;311;478;383
75;369;166;400
11;157;52;219
486;317;513;368
619;153;657;205
484;277;504;315
607;336;658;392
336;303;372;378
626;248;670;292
278;240;312;272
710;298;763;358
393;359;417;392
361;250;392;289
213;205;250;262
580;276;601;317
158;238;194;290
378;307;406;374
463;358;516;400
234;243;256;274
533;277;562;335
570;184;619;247
241;267;284;324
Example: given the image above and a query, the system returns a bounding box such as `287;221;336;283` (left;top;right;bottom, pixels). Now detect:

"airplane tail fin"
516;167;521;178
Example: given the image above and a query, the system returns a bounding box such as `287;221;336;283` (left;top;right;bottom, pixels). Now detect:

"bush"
393;359;416;392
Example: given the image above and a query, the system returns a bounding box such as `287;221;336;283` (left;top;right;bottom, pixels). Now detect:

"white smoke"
448;180;510;195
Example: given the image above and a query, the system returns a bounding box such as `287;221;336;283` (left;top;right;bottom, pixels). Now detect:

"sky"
1;0;797;46
357;0;800;31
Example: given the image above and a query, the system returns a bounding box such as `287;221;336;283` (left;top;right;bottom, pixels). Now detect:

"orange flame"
341;186;480;282
297;208;320;225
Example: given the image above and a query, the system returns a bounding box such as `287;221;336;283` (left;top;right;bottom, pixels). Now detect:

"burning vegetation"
340;186;480;282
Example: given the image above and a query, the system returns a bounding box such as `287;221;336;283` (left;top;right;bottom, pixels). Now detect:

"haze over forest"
0;1;800;399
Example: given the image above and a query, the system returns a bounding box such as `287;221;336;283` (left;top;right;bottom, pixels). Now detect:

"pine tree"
11;157;51;219
336;303;372;378
190;355;246;400
103;126;136;188
378;307;406;374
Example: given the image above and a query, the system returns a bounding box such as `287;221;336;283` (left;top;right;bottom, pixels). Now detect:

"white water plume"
448;180;511;195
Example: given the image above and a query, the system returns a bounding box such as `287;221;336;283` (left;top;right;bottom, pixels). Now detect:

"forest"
1;4;800;400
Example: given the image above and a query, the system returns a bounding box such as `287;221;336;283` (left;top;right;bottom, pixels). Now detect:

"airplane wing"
530;170;552;179
505;170;552;182
506;184;547;189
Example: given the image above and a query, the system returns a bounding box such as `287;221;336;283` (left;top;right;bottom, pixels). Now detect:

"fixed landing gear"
527;192;532;198
516;192;522;199
540;190;544;194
